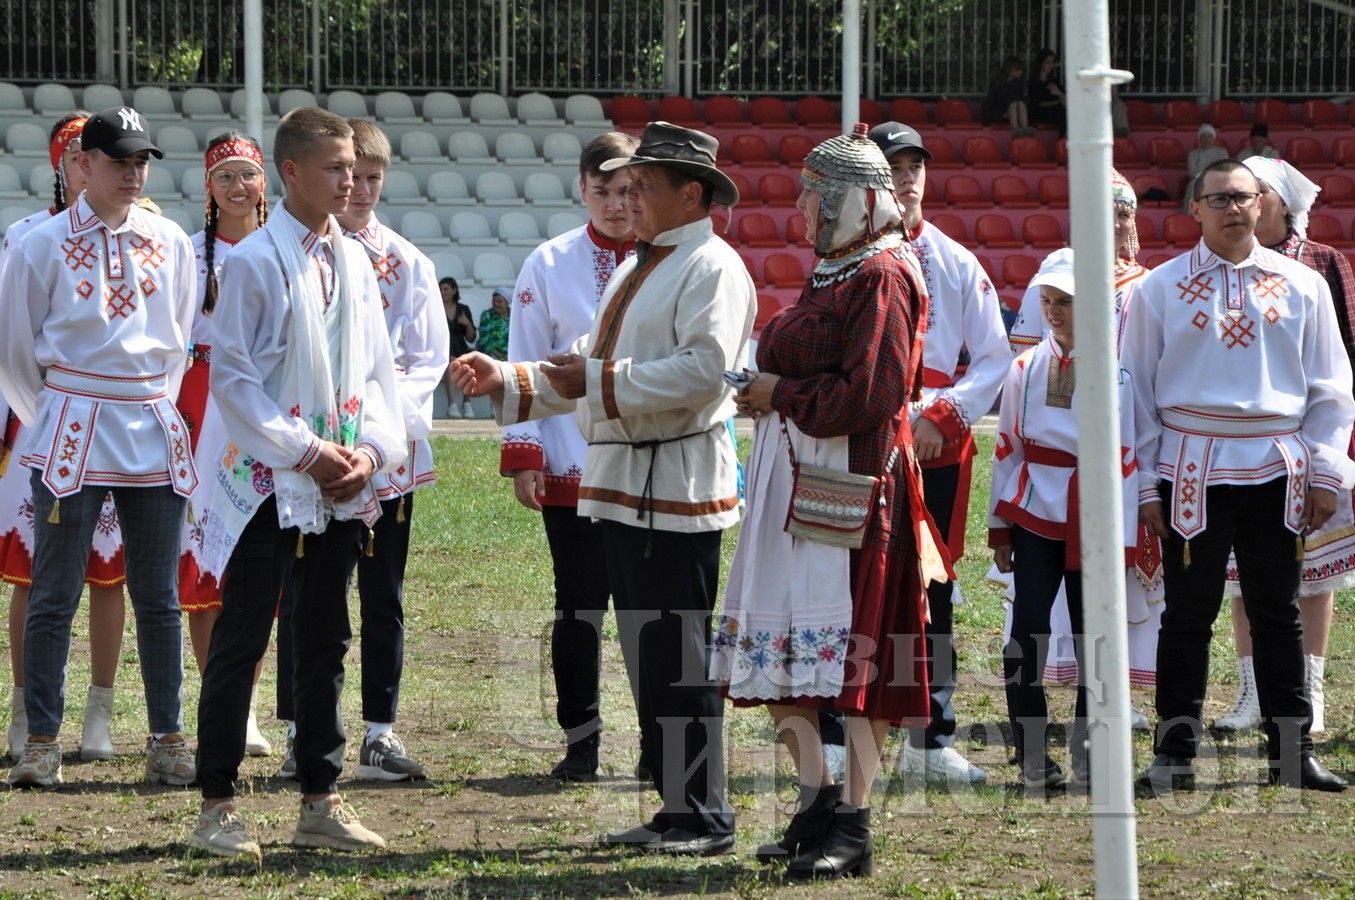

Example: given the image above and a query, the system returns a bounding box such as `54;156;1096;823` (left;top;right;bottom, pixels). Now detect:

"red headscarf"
49;117;87;172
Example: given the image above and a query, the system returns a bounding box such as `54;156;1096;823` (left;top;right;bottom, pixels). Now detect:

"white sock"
366;722;393;742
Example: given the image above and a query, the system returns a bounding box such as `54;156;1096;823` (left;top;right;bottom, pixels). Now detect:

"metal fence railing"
1226;0;1355;97
512;0;668;94
325;0;499;92
0;0;100;83
695;0;843;97
1108;0;1201;96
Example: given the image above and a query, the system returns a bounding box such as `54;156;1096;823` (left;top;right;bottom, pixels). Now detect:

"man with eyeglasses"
1123;158;1353;793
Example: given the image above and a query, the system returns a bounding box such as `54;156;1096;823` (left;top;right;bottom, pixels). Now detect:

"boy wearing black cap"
0;106;198;788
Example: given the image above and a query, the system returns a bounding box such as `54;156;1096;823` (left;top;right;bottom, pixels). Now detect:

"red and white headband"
49;117;88;172
205;138;265;175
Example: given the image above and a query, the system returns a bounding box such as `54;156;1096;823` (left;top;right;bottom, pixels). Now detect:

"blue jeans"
24;473;185;737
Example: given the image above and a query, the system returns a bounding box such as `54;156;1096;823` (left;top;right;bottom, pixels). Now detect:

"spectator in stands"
1028;48;1067;135
1238;123;1279;161
477;288;512;361
441;277;477;418
1184;124;1228;211
982;56;1031;134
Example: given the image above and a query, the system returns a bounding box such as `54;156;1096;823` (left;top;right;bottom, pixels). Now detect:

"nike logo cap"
867;120;931;161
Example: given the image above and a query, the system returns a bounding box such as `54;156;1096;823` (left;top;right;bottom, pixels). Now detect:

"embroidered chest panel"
1173;266;1293;352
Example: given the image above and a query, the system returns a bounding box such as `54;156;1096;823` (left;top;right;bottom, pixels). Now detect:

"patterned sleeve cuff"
921;398;968;442
500;439;545;476
293;435;322;472
1139;485;1160;504
356;442;384;472
988;526;1013;548
1311;472;1342;492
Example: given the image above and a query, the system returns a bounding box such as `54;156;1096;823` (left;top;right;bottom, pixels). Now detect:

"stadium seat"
0;162;26;200
423;92;469;125
974;254;1000;283
524;172;571;207
473;252;516;286
657;95;701;127
1208;100;1247;129
448;211;495;246
1334;137;1355;168
380;170;423;206
496;130;540;165
1163;213;1200;247
704;95;743;126
925;136;960;169
426;250;468;281
1055;139;1068;166
1148;137;1187;168
1124;100;1156;128
934;99;977;128
737;213;783;248
278;89;318;116
610;95;650;127
180;168;206;203
739;254;767;288
1284;136;1325;167
448;132;494;164
517;92;562;126
1036;175;1069;207
962;136;1005;169
786;213;808;245
25;162;52;198
498;211;542;246
1008;136;1054;168
401;130;445;162
182;87;230;121
33;83;75;117
758;172;798;207
543;132;582;165
325;90;368;118
1163;100;1202;129
943;175;988;209
778;134;814;167
754;293;787;330
228;89;275;120
796;96;836;127
728;173;754;203
889;98;928;124
749;96;794;128
143;167;179;201
1022;213;1064;248
764;252;806;287
1307;214;1351;248
0;204;40;234
1003;255;1039;289
1255;98;1294;127
931;213;968;242
475;172;524;207
1302;98;1345;130
1135;214;1165;249
158;204;197;234
5;122;47;158
922;177;941;205
155;125;199;158
373;91;420;124
1132;174;1173;207
1112;137;1142;168
975;214;1022;248
1143;253;1174;269
731;134;777;167
547;211;586;237
78;83;124;113
563;94;608;128
427;171;476;206
0;82;24;114
469;92;515;125
1320;173;1355;207
131;86;176;120
992;175;1037;208
858;97;883;124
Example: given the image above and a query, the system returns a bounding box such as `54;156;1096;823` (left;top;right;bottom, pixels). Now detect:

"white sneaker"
244;687;271;757
821;742;846;783
898;744;987;786
80;685;115;761
276;734;297;780
190;803;262;861
8;739;61;787
7;687;26;761
145;735;196;786
1214;656;1261;733
293;796;386;850
1306;654;1326;735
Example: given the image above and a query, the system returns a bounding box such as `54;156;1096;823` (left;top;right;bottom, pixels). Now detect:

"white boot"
244;685;272;756
1306;654;1326;735
1213;656;1261;732
80;684;115;761
7;686;26;761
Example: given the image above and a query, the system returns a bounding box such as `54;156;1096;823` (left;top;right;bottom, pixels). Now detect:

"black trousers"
1004;527;1088;764
1154;477;1312;762
198;497;363;798
277;493;413;724
542;505;612;745
603;520;733;837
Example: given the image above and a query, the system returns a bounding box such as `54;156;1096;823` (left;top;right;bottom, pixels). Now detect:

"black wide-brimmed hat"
600;121;739;208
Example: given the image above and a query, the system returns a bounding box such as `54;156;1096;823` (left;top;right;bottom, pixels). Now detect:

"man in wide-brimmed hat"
454;121;756;855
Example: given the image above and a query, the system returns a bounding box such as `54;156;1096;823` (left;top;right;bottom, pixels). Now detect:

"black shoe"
550;741;598;783
1022;754;1066;791
1268;753;1347;792
644;827;735;857
755;782;842;864
633;761;651;781
787;803;873;880
1137;753;1195;792
600;817;666;849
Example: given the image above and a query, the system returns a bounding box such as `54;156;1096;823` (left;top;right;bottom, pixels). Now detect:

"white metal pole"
117;0;128;88
864;0;876;102
842;0;860;130
310;0;321;96
684;0;695;98
663;0;681;95
1062;1;1140;898
244;0;263;144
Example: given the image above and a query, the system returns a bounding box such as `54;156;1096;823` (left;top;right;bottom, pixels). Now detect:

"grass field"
0;433;1352;898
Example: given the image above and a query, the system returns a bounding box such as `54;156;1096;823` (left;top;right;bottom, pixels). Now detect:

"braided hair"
202;130;268;314
49;111;90;213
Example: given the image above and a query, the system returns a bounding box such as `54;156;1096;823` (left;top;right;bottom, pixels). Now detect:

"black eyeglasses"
1197;191;1260;210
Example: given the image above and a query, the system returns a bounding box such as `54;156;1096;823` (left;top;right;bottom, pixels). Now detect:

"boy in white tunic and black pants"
190;108;406;859
1127;159;1352;793
0;107;198;788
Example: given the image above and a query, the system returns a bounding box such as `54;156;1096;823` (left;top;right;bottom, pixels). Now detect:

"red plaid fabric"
1282;232;1355;374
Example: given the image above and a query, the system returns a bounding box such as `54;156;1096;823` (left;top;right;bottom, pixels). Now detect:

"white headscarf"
1242;156;1321;239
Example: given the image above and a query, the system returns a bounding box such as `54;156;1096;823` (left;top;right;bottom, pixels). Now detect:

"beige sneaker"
145;735;196;786
293;796;387;850
190;803;262;862
8;739;61;787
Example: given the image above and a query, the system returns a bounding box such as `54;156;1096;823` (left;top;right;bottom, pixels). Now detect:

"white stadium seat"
543;132;583;165
469;92;514;126
157;204;198;234
400;130;444;162
564;94;609;127
181;168;207;203
524;172;572;207
473;252;516;287
426;250;467;282
0;82;25;113
447;131;494;164
448;211;497;246
475;171;524;207
182;87;230;121
27;163;52;197
379;169;424;205
278;89;318;116
516;92;562;126
0;204;41;234
155;125;200;158
547;211;586;238
426;171;476;207
423;92;468;125
495;130;539;166
6;122;48;157
81;84;125;111
326;90;368;118
33;83;76;116
374;91;421;124
143;167;180;201
399;210;448;247
497;211;541;246
230;89;276;119
132;86;178;119
0;162;27;200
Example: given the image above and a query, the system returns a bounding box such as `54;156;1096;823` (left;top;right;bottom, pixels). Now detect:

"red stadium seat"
974;254;1001;284
764;252;806;288
786;213;809;245
1306;214;1352;248
710;211;734;244
1256;99;1294;126
1335;137;1355;167
1164;100;1202;129
943;174;988;209
1112;137;1143;168
758;172;798;206
657;95;701;127
749;96;793;128
729;173;755;204
1037;175;1069;207
1163;214;1201;247
755;293;786;330
1320;173;1355;207
858;97;883;124
1124;100;1156;128
962;136;1005;168
796;96;836;127
1022;213;1064;248
1135;214;1165;249
1132;174;1173;207
1284;136;1325;167
1144;253;1174;269
778;134;814;167
889;98;928;124
1148;137;1187;168
731;134;777;167
931;213;968;242
976;214;1023;248
1209;100;1248;129
922;176;941;206
1008;136;1055;168
610;95;650;126
992;175;1038;208
1303;99;1345;130
704;96;744;126
926;135;961;168
934;99;978;128
740;254;767;287
1003;255;1040;289
1055;138;1069;166
737;212;783;248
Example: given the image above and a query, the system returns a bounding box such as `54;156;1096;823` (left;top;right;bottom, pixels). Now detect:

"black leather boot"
550;734;599;782
786;802;873;879
755;782;842;864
